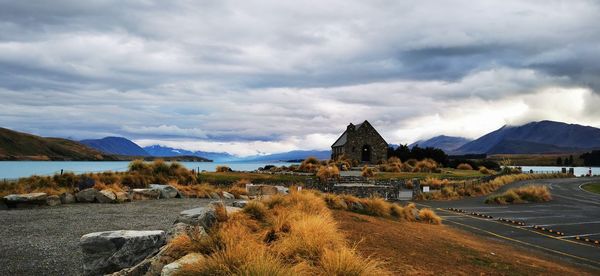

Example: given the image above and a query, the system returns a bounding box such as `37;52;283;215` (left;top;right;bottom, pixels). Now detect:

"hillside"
456;120;600;154
241;150;331;162
80;137;149;156
334;211;592;275
0;128;116;161
410;135;471;152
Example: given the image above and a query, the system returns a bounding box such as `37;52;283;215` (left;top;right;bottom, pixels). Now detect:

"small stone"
59;192;76;204
96;189;117;203
132;189;160;200
232;200;248;208
149;184;179;199
161;253;204;276
76;188;100;203
46;195;61;206
221;191;235;199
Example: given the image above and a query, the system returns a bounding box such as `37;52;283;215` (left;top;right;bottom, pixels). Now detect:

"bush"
485;185;552;204
215;166;232;172
457;163;473;170
478;166;493;175
418;208;442;224
243;201;268;221
361;166;376;177
316;165;340;182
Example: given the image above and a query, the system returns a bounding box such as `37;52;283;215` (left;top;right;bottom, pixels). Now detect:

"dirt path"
0;198;214;276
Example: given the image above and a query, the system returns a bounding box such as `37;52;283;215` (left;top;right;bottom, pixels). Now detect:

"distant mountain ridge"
455;120;600;154
0;128;116;161
81;137;149;156
241;150;331;162
409;135;471;152
143;145;237;162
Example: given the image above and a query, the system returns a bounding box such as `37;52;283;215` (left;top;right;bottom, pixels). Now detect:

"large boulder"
161;253;204;276
174;202;241;228
80;230;165;276
246;184;286;196
4;192;48;208
148;184;179;199
46;195;61;206
76;188;100;203
0;198;7;210
59;192;76;204
97;190;117;203
131;189;160;201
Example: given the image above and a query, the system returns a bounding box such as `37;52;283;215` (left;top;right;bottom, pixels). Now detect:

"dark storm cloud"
1;0;600;155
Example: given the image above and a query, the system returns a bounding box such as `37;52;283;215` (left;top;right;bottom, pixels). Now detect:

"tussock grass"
418;208;442;224
171;183;217;198
486;185;552;204
170;190;390;275
316;165;340;182
361;166;376;177
478;166;494;175
457;163;474;170
215;165;232;173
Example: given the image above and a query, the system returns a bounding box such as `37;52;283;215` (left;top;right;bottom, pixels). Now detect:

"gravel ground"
0;198;214;276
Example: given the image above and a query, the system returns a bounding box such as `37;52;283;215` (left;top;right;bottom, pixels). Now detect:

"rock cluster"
81;200;245;275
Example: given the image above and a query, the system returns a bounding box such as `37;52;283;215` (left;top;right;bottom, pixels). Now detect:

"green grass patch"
582;183;600;194
374;168;486;180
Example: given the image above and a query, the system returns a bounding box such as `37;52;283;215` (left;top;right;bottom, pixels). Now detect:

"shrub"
243;201;268;221
318;247;388;275
478;166;493;174
485;185;552;204
171;183;217;198
215;165;232;172
457;163;473;170
418;208;442;224
361;166;376;177
316;165;340;182
360;197;390;217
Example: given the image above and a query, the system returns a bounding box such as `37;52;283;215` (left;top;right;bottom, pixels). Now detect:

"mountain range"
454;120;600;154
80;137;149;156
409;135;472;152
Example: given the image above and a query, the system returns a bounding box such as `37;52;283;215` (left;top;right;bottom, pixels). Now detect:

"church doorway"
361;144;371;162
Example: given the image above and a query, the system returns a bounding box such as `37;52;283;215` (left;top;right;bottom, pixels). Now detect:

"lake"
519;166;600;177
0;161;296;179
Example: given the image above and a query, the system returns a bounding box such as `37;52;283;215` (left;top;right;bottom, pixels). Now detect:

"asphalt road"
0;198;214;276
418;177;600;270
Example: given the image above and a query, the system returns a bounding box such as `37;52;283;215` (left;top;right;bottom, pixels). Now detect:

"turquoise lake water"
0;161;295;179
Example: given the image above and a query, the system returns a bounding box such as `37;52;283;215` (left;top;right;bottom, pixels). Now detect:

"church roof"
331;120;387;148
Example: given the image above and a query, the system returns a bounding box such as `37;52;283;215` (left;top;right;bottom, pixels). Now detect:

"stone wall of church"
341;123;388;163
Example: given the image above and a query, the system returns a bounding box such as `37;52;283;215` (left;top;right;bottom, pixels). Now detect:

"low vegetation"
456;163;473;170
581;183;600;194
485;185;552;204
417;173;568;200
167;190;391;275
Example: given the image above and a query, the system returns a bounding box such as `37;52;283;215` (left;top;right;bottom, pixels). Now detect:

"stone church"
331;120;388;163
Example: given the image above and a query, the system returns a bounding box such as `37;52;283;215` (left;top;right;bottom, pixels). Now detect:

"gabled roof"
332;120;386;148
332;132;347;147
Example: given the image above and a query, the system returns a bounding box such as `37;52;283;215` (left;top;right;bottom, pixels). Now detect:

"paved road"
0;198;214;276
418;177;600;270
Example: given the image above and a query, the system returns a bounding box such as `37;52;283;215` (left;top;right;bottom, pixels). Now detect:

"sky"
1;1;600;156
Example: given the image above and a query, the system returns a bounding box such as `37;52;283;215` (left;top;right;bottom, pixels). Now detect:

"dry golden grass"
478;166;494;175
418;208;442;224
215;165;232;172
171;190;389;275
92;182;125;193
316;165;340;182
170;183;217;198
360;197;390;217
486;185;552;204
361;166;376;177
457;163;474;170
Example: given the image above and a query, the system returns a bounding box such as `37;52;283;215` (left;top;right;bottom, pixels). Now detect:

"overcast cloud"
1;0;600;156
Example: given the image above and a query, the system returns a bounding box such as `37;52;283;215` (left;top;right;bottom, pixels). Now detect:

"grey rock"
275;185;289;195
114;191;129;203
174;201;241;228
76;188;100;203
132;189;160;201
46;195;61;206
97;190;117;204
221;191;235;199
238;195;250;200
59;192;76;204
232;200;248;208
80;230;165;276
4;192;48;208
0;198;7;210
161;253;203;276
149;184;179;199
166;223;206;242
